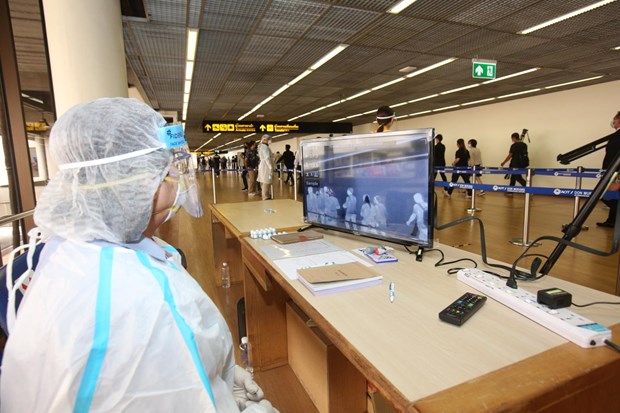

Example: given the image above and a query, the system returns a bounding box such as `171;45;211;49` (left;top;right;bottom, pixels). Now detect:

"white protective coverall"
1;236;238;412
0;98;276;413
257;142;273;185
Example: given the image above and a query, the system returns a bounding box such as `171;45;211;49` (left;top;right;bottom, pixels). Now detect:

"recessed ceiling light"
256;114;264;118
399;66;418;73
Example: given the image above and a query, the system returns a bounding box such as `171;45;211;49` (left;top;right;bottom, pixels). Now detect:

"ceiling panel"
10;0;620;150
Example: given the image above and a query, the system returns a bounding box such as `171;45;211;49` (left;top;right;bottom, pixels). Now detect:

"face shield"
158;124;203;218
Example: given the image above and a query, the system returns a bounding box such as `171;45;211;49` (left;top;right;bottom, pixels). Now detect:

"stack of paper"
297;262;383;296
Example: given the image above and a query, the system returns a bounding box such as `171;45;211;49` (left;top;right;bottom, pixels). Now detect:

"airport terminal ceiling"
9;0;620;150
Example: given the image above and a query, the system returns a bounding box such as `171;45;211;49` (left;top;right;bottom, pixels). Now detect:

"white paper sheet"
260;239;341;261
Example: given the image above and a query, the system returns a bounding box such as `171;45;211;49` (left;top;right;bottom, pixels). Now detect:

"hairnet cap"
261;134;271;142
35;97;172;243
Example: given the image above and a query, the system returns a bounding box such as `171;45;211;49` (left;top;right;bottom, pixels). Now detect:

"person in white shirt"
467;139;485;196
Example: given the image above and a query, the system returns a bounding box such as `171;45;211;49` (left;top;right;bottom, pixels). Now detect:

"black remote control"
439;292;487;326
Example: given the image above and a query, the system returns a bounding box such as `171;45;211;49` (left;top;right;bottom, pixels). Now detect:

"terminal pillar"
42;0;128;118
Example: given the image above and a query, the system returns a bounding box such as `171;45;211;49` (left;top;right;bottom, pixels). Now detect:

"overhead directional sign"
202;120;352;134
472;59;497;80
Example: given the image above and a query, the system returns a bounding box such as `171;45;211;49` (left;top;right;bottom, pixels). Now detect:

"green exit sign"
472;60;497;79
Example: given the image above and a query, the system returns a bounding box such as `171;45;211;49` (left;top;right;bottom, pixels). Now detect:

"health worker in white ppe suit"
0;97;278;413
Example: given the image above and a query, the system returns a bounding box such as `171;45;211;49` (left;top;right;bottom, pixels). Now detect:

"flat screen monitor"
301;129;435;247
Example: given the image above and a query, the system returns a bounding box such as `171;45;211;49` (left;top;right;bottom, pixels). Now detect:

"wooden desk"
240;230;620;413
208;199;303;286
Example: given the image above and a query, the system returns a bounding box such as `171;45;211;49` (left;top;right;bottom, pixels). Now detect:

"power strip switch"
457;268;611;348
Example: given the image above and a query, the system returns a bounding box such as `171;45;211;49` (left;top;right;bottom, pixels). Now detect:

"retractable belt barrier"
435;166;619;247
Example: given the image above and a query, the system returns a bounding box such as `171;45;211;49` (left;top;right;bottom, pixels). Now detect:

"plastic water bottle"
239;336;254;375
221;262;231;288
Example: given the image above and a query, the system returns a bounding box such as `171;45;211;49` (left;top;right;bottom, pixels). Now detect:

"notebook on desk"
297;262;383;296
271;230;324;244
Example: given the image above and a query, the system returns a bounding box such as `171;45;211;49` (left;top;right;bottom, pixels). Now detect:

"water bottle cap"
241;336;248;345
222;262;228;267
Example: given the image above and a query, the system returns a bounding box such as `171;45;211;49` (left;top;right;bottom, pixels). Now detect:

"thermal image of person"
371;195;387;228
324;188;340;225
306;187;318;221
360;194;372;227
406;192;429;240
342;188;357;228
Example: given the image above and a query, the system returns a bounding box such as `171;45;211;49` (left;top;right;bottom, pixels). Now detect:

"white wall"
351;80;620;189
262;80;619;189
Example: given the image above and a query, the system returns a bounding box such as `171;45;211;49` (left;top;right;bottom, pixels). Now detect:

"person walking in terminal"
277;144;296;185
597;111;620;228
257;134;274;200
446;138;472;198
0;98;279;413
467;139;485;195
501;132;529;188
375;105;395;133
434;134;448;195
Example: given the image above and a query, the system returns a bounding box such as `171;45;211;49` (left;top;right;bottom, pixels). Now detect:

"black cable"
604;339;620;353
411;247;478;273
572;301;620;308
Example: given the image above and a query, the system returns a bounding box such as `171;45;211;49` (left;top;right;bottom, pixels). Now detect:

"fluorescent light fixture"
325;101;341;108
185;61;194;80
346;90;372;100
408;94;439;103
183;93;190;103
184;80;192;94
186;29;199;61
613;45;620;50
395;114;410;119
409;110;432;116
544;75;604;89
390;101;409;108
433;105;460;112
482;68;540;84
498;88;541;99
333;117;348;122
387;0;418;14
181;122;185;130
461;97;496;106
288;116;301;121
371;77;406;91
288;70;314;86
405;58;457;78
271;84;289;97
310;44;348;70
346;113;364;119
362;110;376;115
518;0;616;35
243;133;256;138
258;96;274;106
440;83;480;95
273;133;288;139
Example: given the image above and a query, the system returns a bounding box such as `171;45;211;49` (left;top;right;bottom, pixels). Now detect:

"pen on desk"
389;282;395;303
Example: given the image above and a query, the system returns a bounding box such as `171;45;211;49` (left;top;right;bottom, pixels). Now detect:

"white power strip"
457;268;611;348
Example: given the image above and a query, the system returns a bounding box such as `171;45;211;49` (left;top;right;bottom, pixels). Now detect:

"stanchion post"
511;168;540;247
293;169;298;201
212;169;217;204
572;166;588;231
465;166;481;214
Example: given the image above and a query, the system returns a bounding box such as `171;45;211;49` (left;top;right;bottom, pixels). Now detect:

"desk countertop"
242;230;620;407
210;199;304;235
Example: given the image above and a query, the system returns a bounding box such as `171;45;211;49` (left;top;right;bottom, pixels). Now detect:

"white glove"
243;400;280;413
233;365;264;410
